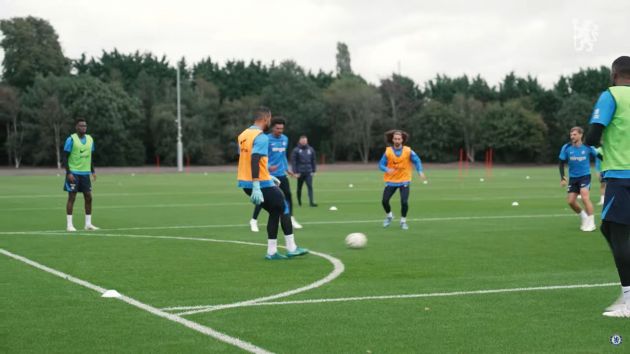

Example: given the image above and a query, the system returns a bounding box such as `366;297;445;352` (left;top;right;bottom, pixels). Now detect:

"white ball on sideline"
348;183;354;188
423;180;428;185
480;178;485;182
526;176;531;180
345;233;367;249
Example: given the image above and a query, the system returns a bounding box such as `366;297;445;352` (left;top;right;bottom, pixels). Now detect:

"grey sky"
1;0;628;88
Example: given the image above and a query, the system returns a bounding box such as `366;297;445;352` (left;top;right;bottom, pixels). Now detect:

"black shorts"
63;174;92;193
602;178;630;225
567;175;591;194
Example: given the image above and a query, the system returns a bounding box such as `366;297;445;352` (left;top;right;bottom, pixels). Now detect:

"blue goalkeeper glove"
271;176;281;186
250;181;264;205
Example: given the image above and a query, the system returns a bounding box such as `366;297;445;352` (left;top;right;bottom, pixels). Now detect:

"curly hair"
384;130;409;144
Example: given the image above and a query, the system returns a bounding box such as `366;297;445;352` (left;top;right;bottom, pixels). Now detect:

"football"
345;232;367;249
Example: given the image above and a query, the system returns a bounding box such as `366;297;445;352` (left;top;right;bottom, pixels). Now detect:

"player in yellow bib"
237;107;308;260
61;118;98;232
378;130;427;230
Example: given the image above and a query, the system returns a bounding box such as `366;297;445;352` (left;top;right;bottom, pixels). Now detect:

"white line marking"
163;282;618;314
0;248;272;354
2;231;345;318
0;213;577;235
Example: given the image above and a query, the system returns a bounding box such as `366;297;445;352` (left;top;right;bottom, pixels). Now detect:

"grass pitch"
0;166;627;353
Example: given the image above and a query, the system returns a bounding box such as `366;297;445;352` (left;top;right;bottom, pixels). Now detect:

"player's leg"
66;192;77;231
579;175;595;231
81;175;98;231
296;175;304;206
306;173;317;207
64;174;78;231
382;186;397;227
399;185;410;230
250;204;263;232
600;179;630;317
567;181;586;229
269;186;308;257
279;176;301;229
244;188;286;259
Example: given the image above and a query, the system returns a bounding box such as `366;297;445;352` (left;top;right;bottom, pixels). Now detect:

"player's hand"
92;173;97;182
271;176;281;186
67;173;75;184
419;172;427;180
295;173;301;178
250;181;264;205
287;171;296;178
269;165;278;172
560;177;567;187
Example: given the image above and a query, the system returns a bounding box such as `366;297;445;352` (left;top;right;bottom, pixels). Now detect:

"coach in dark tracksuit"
291;135;318;207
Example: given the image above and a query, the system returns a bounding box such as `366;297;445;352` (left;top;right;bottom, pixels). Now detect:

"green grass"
0;167;627;353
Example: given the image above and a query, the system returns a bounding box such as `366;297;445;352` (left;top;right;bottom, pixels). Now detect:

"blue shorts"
63;174;92;193
567;175;591;194
602;178;630;225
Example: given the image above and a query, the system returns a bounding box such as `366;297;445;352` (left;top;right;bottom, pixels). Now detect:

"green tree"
0;16;69;89
551;94;594;150
0;85;21;167
335;42;353;77
479;100;547;162
452;94;484;162
413;100;460;162
324;76;382;163
569;67;610;99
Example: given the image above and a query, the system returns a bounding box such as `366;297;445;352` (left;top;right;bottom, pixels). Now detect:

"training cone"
511;201;519;206
329;206;338;211
102;290;122;298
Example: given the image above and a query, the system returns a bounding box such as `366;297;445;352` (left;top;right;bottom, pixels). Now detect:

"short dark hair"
385;129;409;144
270;117;286;127
75;118;86;125
299;135;307;139
612;56;630;78
252;106;271;121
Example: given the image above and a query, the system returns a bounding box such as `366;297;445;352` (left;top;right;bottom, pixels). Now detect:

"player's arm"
585;90;616;147
290;148;299;177
378;153;390;173
91;142;96;181
62;137;75;183
558;145;568;186
251;154;262;181
411;150;425;179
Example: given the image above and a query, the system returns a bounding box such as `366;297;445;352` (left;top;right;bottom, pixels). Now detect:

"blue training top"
558;143;597;178
589;90;630;179
378;146;423;187
267;133;290;177
237;126;274;189
63;135;95;176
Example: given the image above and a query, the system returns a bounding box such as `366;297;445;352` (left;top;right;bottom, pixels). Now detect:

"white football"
345;232;367;249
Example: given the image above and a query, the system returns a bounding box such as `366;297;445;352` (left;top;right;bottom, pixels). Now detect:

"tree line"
0;16;611;168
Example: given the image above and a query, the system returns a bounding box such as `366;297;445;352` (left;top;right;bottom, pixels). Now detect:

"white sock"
267;239;278;255
67;215;73;227
622;286;630;305
284;234;297;252
579;210;587;219
85;214;92;226
400;217;407;223
250;218;257;223
600;195;605;203
387;212;393;218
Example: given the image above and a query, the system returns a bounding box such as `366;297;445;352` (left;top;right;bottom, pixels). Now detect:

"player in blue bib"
558;126;598;231
249;117;303;232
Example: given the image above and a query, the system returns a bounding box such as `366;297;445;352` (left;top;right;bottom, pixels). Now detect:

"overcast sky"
1;0;628;88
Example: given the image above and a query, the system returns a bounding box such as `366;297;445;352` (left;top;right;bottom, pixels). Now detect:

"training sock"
400;217;407;223
284;234;297;252
85;214;92;226
267;239;278;255
600;196;605;204
67;215;73;227
579;210;587;219
387;212;393;218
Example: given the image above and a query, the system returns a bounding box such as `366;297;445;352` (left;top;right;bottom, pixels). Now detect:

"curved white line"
18;231;345;318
